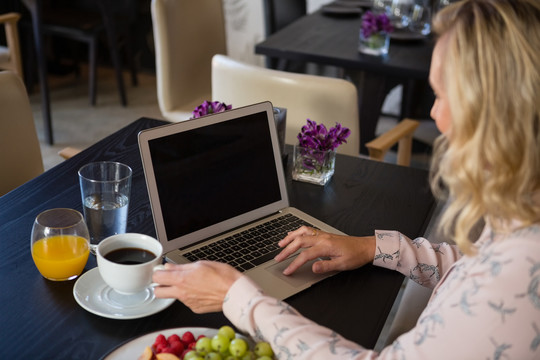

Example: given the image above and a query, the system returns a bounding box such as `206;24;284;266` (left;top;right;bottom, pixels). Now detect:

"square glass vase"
358;31;390;56
292;145;336;186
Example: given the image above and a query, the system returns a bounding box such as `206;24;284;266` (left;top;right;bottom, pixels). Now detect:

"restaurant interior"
0;0;438;171
0;0;448;357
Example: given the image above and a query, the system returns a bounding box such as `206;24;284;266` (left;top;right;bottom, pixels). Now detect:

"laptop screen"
146;110;282;244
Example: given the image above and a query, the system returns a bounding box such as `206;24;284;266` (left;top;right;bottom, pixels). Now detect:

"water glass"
408;2;431;35
78;161;132;253
31;208;90;281
372;0;392;13
388;0;413;29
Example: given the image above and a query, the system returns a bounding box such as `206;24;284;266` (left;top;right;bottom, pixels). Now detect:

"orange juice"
32;235;90;280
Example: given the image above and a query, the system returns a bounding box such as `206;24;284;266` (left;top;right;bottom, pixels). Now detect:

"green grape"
223;356;236;360
229;338;248;357
205;352;223;360
241;350;256;360
256;356;273;360
217;325;236;341
254;342;274;358
196;337;213;354
211;334;230;353
183;350;202;360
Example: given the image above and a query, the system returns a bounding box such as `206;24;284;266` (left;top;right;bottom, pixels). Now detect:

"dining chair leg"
97;0;127;107
22;0;54;144
125;30;138;87
89;37;98;106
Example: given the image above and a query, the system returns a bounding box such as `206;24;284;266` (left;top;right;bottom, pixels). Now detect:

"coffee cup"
96;233;163;294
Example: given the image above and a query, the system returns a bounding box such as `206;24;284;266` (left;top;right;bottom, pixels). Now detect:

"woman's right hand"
274;226;376;275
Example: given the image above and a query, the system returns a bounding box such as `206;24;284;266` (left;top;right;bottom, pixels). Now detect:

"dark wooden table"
0;118;435;358
255;10;434;154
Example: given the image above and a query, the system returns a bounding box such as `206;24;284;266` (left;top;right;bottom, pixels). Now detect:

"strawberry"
168;334;182;344
169;340;184;355
160;346;173;354
154;343;167;354
181;331;195;346
154;334;167;347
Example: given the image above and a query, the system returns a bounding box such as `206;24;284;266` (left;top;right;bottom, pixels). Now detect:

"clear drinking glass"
78;161;132;254
388;0;413;29
31;208;90;281
408;1;431;35
372;0;392;14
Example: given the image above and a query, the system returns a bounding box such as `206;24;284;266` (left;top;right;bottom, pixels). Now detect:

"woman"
153;0;540;358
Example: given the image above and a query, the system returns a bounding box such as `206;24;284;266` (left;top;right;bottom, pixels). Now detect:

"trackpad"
266;256;328;288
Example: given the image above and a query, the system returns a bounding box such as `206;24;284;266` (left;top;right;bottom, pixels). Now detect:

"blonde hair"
430;0;540;254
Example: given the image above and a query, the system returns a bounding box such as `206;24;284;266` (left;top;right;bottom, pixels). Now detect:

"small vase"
292;145;336;186
358;31;390;56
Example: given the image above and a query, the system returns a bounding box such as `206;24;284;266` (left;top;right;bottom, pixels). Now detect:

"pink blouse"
223;224;540;359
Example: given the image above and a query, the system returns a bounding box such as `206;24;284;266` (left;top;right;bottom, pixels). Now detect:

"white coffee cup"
96;233;163;294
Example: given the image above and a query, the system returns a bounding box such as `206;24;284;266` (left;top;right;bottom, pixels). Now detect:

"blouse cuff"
373;230;401;271
223;275;264;335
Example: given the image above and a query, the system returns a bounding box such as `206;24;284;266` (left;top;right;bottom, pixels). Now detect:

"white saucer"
73;267;175;320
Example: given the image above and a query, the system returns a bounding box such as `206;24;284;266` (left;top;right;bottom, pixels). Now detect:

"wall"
222;0;265;66
222;0;333;66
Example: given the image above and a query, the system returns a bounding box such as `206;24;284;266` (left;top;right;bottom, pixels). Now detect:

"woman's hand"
275;226;376;275
152;261;243;313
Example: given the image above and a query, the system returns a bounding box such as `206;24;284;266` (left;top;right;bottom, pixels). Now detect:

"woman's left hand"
152;261;243;313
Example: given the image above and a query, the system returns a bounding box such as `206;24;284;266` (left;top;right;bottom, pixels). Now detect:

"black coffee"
104;247;156;265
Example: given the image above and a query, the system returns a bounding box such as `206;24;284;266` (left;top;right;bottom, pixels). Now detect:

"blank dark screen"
148;111;282;241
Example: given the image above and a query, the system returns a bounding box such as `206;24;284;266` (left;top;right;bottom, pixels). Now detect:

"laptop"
138;101;345;299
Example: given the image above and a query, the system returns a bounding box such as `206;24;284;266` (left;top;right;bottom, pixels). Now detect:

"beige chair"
0;71;44;196
212;54;419;162
0;13;23;79
151;0;227;122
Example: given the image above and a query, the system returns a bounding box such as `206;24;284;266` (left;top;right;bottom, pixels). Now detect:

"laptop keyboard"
182;213;315;272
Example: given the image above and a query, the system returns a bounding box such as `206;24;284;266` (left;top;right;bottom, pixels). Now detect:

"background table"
0;118;435;358
255;10;434;154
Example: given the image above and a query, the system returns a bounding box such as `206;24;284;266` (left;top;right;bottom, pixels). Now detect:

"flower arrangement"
293;119;350;185
359;11;394;56
361;11;394;39
297;119;351;152
191;100;232;119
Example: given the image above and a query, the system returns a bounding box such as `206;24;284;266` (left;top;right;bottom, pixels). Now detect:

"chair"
22;0;138;106
151;0;227;122
262;0;341;77
0;71;44;196
211;54;419;163
0;13;23;79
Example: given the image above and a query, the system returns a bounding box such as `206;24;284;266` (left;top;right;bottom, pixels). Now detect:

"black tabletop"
255;10;434;80
0;118;435;358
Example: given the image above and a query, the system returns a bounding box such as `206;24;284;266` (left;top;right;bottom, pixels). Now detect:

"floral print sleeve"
373;230;462;289
223;225;540;359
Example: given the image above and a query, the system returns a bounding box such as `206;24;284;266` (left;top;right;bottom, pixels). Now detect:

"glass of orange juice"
31;208;90;281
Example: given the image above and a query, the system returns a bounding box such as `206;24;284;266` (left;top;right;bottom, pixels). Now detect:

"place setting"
30;161;174;321
321;0;372;16
72;232;175;320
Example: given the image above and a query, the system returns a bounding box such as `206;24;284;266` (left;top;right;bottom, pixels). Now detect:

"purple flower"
191;100;232;118
297;119;350;152
361;11;394;38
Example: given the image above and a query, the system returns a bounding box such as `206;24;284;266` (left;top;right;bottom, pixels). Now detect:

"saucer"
73;267;175;320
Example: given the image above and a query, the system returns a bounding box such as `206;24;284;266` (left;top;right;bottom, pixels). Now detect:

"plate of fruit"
101;326;275;360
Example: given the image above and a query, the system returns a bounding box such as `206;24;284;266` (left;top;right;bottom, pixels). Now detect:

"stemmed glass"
31;208;90;281
409;0;432;35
